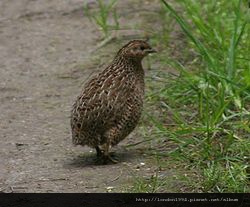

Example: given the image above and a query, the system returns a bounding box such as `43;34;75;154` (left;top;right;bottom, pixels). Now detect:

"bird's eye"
140;46;145;50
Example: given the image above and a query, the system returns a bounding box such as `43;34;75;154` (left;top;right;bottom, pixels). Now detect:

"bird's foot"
105;154;119;164
95;153;118;165
95;146;119;164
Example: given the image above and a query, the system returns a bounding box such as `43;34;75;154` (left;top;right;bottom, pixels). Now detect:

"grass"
83;0;120;38
131;0;250;192
85;0;250;192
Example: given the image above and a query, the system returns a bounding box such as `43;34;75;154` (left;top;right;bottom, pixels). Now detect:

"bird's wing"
73;68;134;125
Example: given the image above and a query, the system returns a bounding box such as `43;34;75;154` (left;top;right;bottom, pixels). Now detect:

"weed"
83;0;119;38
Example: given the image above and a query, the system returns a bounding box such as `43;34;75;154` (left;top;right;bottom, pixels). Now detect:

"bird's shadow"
64;146;147;168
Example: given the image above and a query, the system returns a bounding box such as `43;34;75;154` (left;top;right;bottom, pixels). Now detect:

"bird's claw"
95;153;118;164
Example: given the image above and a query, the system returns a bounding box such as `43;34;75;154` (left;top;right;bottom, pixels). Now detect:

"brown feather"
70;40;155;162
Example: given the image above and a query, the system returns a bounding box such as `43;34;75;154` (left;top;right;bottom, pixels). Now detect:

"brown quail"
70;40;156;164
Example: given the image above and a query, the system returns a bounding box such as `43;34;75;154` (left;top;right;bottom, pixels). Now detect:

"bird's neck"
113;55;143;70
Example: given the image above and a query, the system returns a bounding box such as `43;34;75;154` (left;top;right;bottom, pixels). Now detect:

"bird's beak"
145;48;157;53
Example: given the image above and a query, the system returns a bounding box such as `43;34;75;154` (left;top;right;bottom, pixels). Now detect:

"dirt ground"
0;0;174;192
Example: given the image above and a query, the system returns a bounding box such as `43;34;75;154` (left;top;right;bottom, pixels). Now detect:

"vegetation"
83;0;120;38
139;0;250;192
87;0;250;192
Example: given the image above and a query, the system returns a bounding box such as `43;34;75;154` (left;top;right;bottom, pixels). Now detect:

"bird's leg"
102;143;118;164
95;146;103;157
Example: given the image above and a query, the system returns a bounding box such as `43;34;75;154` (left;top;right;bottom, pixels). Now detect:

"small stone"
140;162;145;166
106;186;114;192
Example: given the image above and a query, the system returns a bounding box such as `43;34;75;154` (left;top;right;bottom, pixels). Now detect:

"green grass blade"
160;0;214;69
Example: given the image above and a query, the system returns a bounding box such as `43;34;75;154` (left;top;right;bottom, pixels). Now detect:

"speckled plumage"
70;40;156;163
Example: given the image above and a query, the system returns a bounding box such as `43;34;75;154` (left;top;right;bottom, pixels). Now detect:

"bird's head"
116;40;156;60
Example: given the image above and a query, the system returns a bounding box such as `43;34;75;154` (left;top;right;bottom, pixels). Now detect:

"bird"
70;40;156;164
